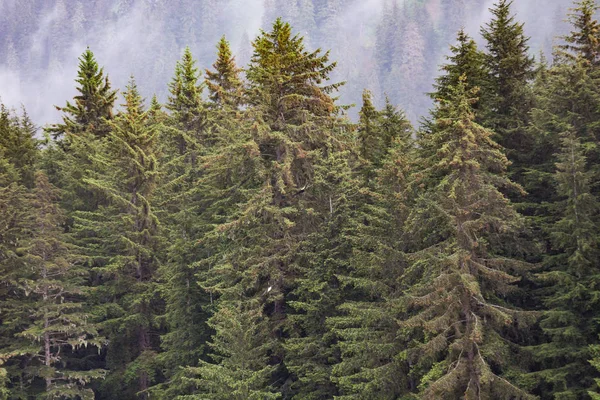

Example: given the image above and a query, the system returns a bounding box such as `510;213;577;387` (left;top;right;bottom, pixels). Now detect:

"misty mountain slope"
0;0;569;124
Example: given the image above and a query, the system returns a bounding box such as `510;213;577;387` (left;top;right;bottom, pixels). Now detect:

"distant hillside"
0;0;569;124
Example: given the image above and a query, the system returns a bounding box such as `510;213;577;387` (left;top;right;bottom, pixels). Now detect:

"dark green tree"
80;79;162;400
192;19;346;398
531;130;600;398
154;48;213;398
0;105;38;187
559;0;600;65
9;172;104;399
481;0;535;184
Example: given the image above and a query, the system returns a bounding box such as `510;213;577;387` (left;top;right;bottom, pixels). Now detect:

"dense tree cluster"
1;1;600;399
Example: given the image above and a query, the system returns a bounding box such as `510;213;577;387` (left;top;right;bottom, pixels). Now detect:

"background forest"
2;0;600;399
0;0;570;123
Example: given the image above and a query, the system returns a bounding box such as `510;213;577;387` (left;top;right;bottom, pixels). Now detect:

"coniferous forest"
2;0;600;399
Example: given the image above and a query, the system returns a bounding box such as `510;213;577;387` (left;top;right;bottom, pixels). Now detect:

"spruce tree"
531;130;600;397
80;79;162;400
430;29;489;115
154;48;212;398
0;143;32;398
559;0;600;65
330;106;414;400
481;0;535;185
192;19;346;398
48;48;117;140
205;36;244;109
0;105;38;187
525;4;600;396
9;172;104;399
403;78;534;399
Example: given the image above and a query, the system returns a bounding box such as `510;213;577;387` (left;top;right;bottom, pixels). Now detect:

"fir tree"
48;48;117;140
0;144;32;398
0;105;38;187
154;48;212;398
167;47;207;135
559;0;600;65
330;107;414;400
430;29;489;115
403;78;534;399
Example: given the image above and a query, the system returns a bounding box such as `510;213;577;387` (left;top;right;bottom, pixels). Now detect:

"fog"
0;0;572;127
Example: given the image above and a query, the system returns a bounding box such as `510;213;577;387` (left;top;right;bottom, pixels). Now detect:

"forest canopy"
1;1;600;399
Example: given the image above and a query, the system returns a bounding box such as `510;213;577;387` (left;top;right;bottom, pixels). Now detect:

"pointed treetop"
559;0;600;64
122;76;144;117
48;47;117;139
205;36;244;108
167;46;205;128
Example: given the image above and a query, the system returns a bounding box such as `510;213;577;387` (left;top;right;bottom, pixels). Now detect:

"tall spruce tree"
0;138;33;398
481;0;535;185
430;29;489;116
402;77;534;399
154;48;213;398
190;19;346;398
330;103;414;399
559;0;600;65
526;2;600;397
80;79;162;400
531;130;600;398
0;105;38;187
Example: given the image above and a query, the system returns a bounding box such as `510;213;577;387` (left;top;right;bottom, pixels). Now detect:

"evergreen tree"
205;36;244;109
193;19;346;398
48;48;117;140
167;47;207;135
481;0;535;184
0;142;32;398
525;4;600;397
402;78;534;399
559;0;600;65
531;130;600;398
9;172;104;399
154;48;212;398
430;30;488;115
81;79;162;400
357;89;383;169
0;105;38;187
330;108;414;400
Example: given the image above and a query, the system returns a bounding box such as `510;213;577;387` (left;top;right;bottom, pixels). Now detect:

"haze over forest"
0;0;569;124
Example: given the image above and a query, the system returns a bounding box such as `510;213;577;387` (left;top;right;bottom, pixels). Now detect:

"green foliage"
47;48;117;140
0;105;38;187
78;79;162;400
205;36;244;109
403;78;534;399
1;172;105;399
2;7;600;400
